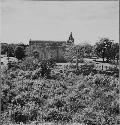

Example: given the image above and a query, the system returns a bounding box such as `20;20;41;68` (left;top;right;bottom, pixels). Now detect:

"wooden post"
102;65;103;70
106;66;107;70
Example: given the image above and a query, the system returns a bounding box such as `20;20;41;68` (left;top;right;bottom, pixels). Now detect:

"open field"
1;55;118;69
56;58;119;71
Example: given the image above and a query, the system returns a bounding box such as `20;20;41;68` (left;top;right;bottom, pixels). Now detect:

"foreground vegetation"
1;37;119;125
1;57;119;125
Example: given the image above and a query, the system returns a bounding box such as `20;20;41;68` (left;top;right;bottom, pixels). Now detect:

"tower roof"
67;32;74;45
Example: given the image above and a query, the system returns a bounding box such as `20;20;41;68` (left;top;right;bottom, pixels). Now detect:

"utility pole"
76;46;80;70
7;45;10;67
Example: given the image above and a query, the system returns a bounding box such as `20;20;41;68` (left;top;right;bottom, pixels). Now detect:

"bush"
43;109;72;123
31;69;41;80
7;61;20;70
15;46;26;60
72;63;96;75
11;111;29;124
40;59;56;78
33;50;39;59
18;57;40;71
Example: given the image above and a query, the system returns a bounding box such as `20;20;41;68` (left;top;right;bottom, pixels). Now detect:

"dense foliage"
95;38;119;62
1;43;15;57
81;43;94;58
15;46;26;60
1;59;119;125
1;43;28;59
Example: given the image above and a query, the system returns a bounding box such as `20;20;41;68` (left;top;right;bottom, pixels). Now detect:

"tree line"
1;43;28;60
65;37;119;64
1;37;119;63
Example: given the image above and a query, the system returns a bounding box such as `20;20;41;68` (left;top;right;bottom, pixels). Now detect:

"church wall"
29;41;66;61
29;32;74;62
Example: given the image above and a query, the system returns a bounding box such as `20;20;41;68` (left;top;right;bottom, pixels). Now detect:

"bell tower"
67;32;74;45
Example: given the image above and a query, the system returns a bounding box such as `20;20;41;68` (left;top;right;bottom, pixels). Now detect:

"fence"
55;63;119;72
95;64;119;71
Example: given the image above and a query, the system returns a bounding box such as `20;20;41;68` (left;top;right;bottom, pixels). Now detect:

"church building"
29;32;74;62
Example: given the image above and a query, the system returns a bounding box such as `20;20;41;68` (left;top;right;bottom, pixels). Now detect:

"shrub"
18;57;40;71
72;63;96;75
33;50;39;59
11;110;29;124
15;46;26;60
43;109;72;123
31;68;41;80
7;61;20;70
40;59;56;78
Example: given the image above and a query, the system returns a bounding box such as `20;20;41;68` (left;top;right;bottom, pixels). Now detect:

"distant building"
29;32;74;62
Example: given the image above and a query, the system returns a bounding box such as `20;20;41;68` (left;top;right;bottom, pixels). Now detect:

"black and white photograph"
1;0;119;125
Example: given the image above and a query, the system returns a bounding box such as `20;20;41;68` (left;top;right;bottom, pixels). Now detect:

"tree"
7;45;15;57
64;45;84;70
95;38;113;62
82;43;93;58
1;43;8;55
15;46;26;60
110;43;119;62
1;44;15;57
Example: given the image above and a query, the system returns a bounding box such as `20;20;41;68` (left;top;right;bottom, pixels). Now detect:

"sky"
0;0;119;45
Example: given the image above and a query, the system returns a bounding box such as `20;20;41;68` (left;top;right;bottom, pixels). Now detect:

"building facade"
29;32;74;62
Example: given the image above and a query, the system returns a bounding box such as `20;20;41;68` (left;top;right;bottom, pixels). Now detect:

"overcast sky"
1;0;119;45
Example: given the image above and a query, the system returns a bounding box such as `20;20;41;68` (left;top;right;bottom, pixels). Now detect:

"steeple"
67;32;74;45
69;32;73;40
